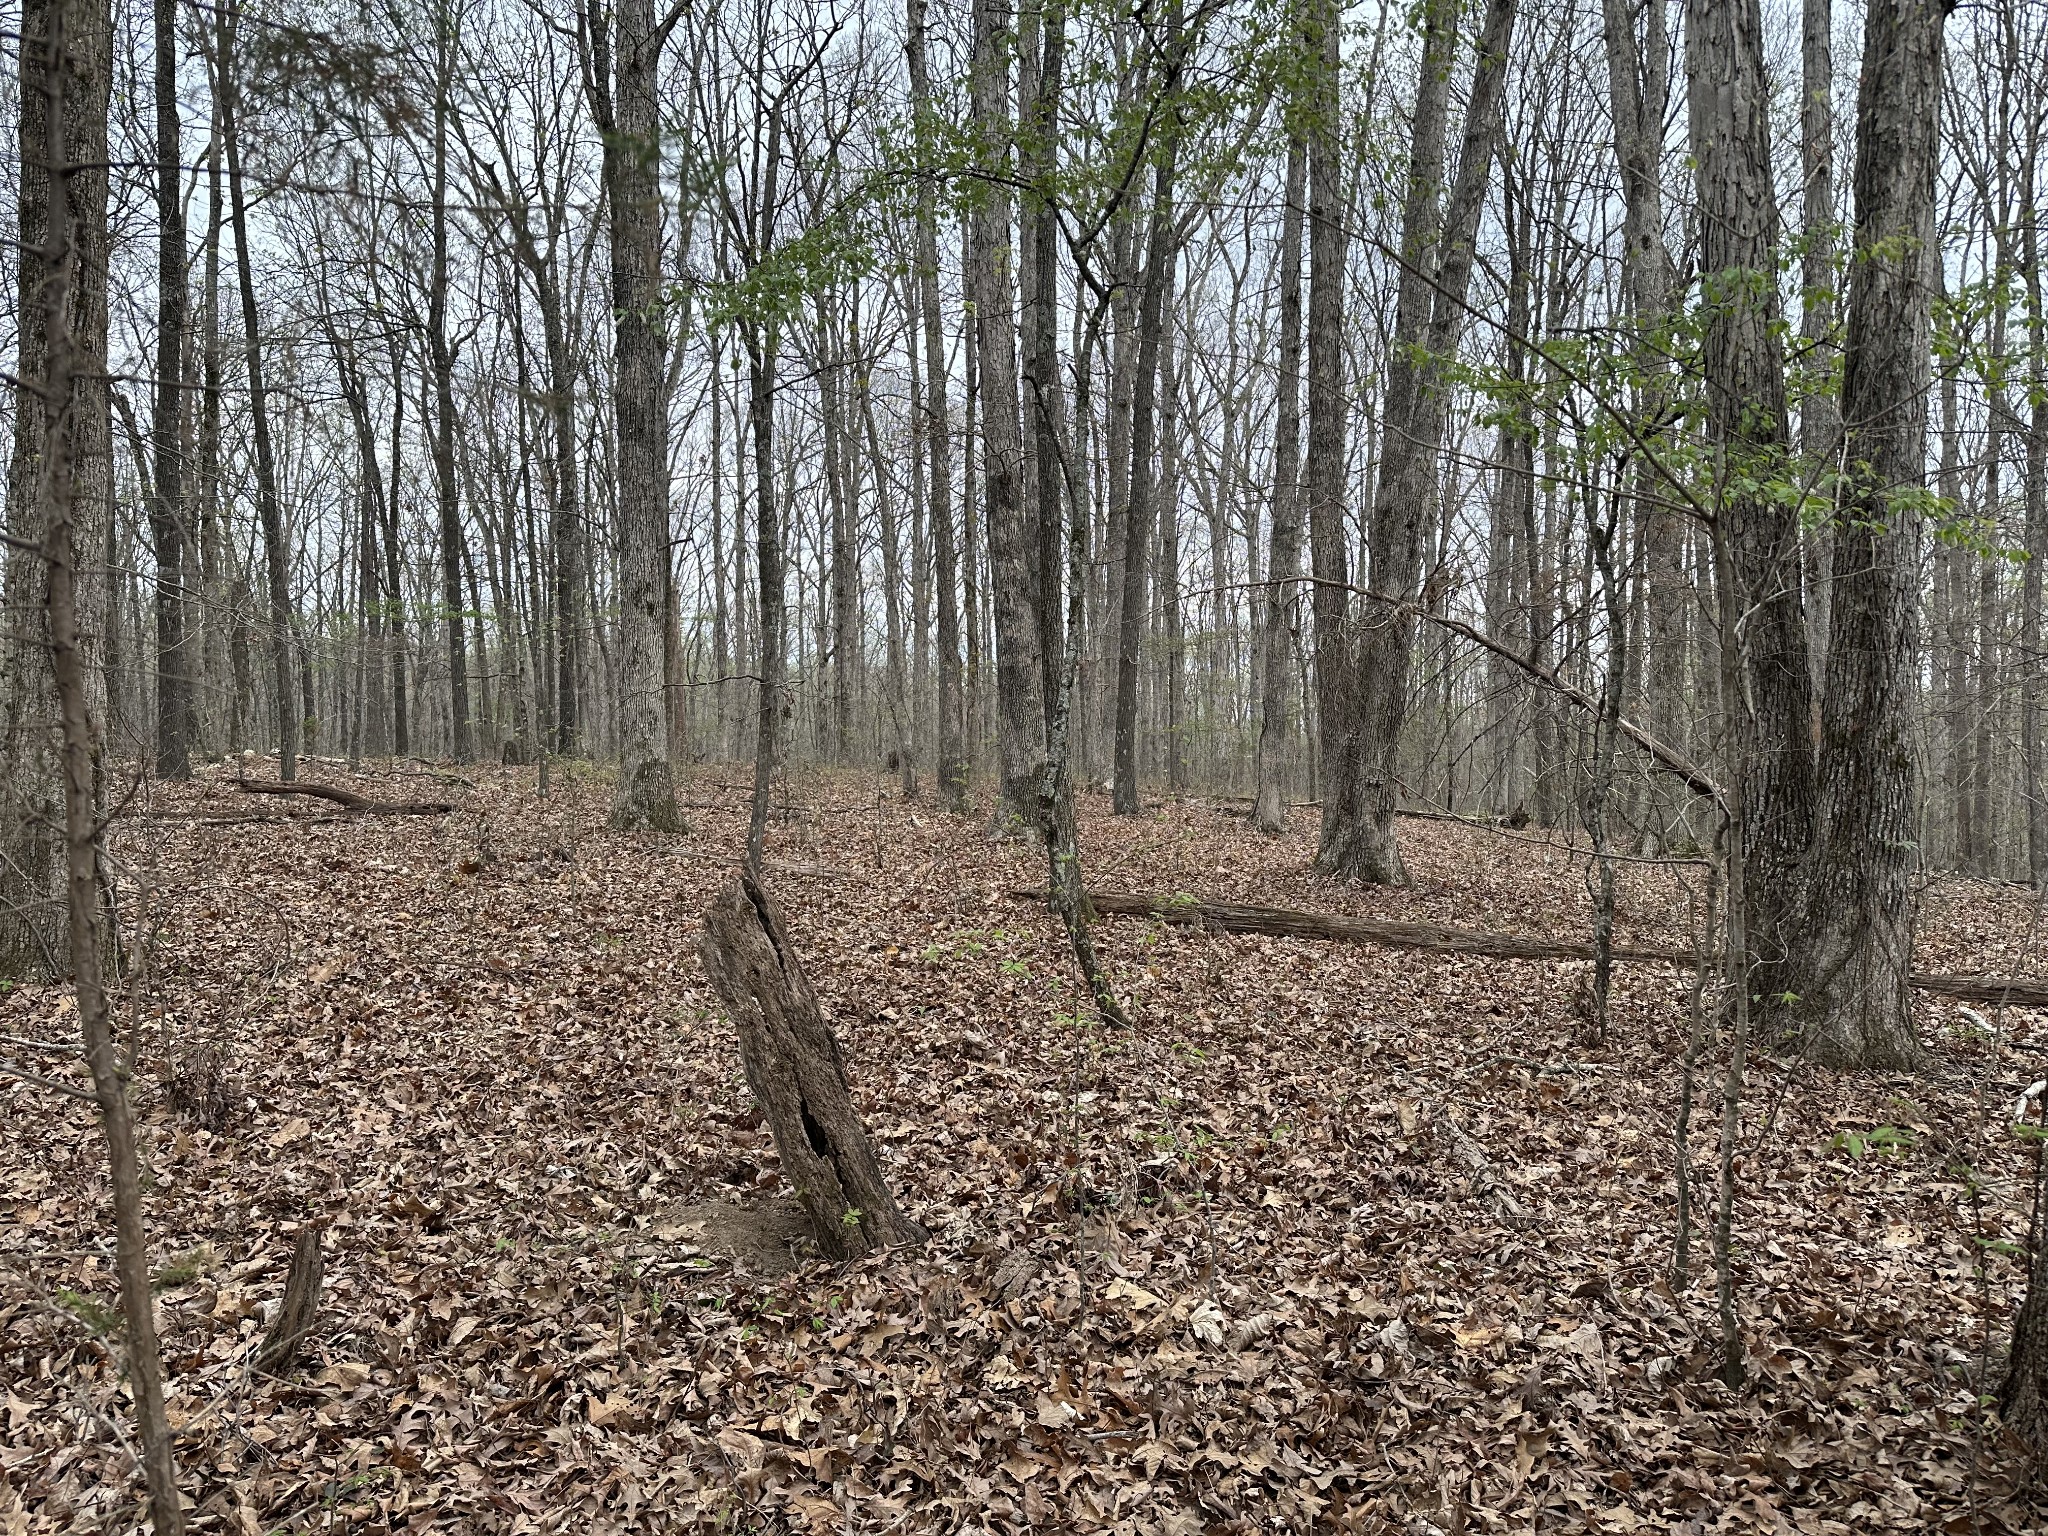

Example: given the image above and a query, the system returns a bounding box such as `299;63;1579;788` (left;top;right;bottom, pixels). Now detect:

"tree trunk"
429;17;471;764
26;9;185;1525
2;0;116;980
1021;0;1067;734
1798;0;1945;1071
904;0;966;810
150;0;189;780
969;0;1048;836
862;371;915;795
1321;0;1516;883
1253;128;1306;834
1798;0;1840;675
1685;0;1813;1000
221;7;295;783
1113;88;1181;816
593;0;684;831
2021;133;2047;887
1600;0;1681;848
745;322;783;872
698;876;926;1260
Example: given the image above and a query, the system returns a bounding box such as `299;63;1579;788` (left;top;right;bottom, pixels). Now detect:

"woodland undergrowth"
4;763;2047;1533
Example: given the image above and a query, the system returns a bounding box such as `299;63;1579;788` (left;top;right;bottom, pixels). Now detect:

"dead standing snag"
697;875;926;1260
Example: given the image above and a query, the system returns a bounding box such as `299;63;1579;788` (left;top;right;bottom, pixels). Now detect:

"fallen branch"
1035;889;2048;1009
1027;888;1693;964
234;779;453;816
1433;1104;1535;1228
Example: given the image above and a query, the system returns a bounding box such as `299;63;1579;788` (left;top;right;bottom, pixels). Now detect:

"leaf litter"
4;762;2048;1532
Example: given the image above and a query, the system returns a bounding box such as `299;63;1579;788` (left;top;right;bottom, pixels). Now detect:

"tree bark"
1685;0;1814;1000
1113;77;1181;816
150;0;189;780
220;5;296;783
1;0;114;979
1252;129;1306;834
1798;0;1841;674
908;0;967;813
1798;0;1946;1071
27;8;185;1524
429;13;472;764
1320;0;1516;883
592;0;684;831
698;876;926;1260
1600;0;1681;847
969;0;1048;835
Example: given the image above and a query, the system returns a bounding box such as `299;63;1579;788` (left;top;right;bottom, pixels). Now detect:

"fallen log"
1029;889;2048;1010
234;779;454;815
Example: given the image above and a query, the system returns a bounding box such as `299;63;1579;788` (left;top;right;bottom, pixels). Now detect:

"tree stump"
254;1225;322;1374
697;875;926;1260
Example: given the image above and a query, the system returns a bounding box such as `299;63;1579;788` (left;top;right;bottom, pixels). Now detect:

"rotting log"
697;874;926;1260
1026;889;2048;1011
234;779;454;815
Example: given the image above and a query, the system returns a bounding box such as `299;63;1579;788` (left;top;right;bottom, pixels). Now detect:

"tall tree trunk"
906;0;965;811
2024;136;2048;887
1799;0;1945;1070
1601;0;1680;847
383;336;410;756
196;80;224;760
819;306;857;764
150;0;189;779
30;16;184;1520
863;372;915;795
1686;0;1813;998
1022;0;1067;732
1320;0;1516;882
970;0;1047;834
1799;0;1840;675
1113;75;1181;817
1252;129;1306;834
1302;0;1348;849
745;318;782;871
0;0;113;980
221;4;296;782
429;15;471;764
592;0;684;830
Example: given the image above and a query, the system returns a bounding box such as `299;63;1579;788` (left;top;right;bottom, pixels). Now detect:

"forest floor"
7;760;2048;1534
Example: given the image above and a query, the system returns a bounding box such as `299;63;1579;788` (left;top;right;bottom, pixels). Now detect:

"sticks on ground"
234;779;454;816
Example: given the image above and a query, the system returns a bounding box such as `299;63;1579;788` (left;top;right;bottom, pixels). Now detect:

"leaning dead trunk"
697;876;926;1260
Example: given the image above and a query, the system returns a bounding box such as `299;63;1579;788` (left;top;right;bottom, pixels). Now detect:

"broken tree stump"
697;875;926;1260
253;1225;322;1374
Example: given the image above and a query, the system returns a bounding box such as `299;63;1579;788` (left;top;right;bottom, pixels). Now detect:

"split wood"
697;874;926;1260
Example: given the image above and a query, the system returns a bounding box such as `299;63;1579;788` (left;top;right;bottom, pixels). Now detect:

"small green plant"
153;1244;216;1289
1831;1124;1918;1159
55;1288;119;1335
